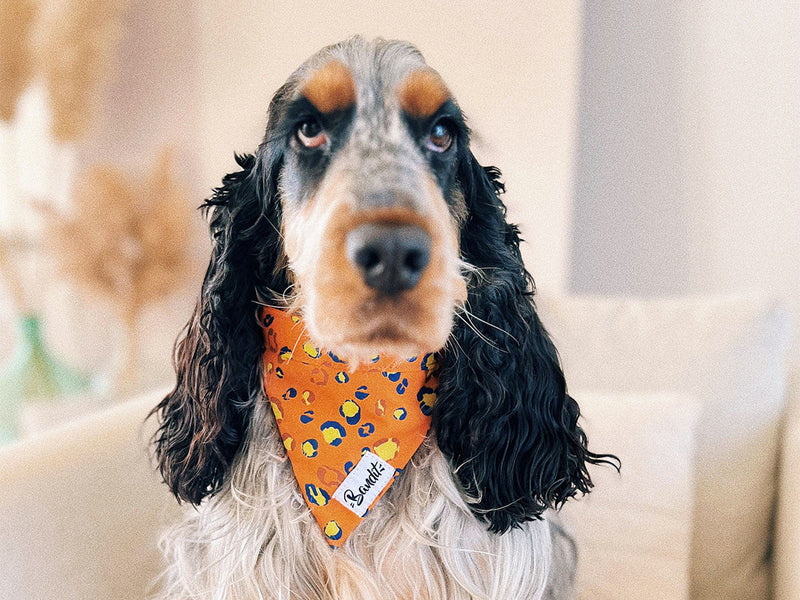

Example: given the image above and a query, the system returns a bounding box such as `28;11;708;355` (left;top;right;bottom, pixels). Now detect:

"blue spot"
335;371;350;384
396;378;408;394
417;386;436;416
407;356;418;362
358;422;375;437
262;314;274;327
300;410;314;424
275;367;284;379
328;351;346;363
354;385;369;400
383;371;401;382
282;387;297;401
344;461;354;474
370;355;380;363
305;483;330;506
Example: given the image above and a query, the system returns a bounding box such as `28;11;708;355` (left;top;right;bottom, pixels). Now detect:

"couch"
0;294;796;599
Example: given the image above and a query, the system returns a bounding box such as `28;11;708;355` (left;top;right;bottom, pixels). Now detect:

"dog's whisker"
454;311;500;350
461;305;519;344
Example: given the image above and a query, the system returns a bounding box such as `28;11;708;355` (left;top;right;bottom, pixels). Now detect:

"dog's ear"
433;150;619;533
151;152;286;505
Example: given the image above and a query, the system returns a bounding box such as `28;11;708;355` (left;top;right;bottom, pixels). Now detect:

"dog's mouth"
307;293;450;362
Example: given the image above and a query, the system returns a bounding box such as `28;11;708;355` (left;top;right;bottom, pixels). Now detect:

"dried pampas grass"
44;147;195;393
30;0;127;141
0;0;37;121
47;147;194;323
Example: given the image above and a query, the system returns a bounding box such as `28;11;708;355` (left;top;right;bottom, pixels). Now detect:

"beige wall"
570;1;800;362
571;3;800;299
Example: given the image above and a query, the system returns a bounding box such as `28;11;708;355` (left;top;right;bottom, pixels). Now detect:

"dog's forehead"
285;37;451;118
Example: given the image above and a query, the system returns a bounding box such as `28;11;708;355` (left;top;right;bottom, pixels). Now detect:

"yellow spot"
323;428;339;444
341;400;359;418
304;341;322;359
309;487;328;506
374;438;400;461
270;401;283;422
302;440;318;458
324;520;342;538
283;436;294;452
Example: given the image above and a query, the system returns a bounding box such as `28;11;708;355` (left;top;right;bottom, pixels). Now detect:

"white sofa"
0;295;796;600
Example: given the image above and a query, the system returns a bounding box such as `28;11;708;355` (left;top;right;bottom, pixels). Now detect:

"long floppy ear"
433;150;619;533
151;152;286;505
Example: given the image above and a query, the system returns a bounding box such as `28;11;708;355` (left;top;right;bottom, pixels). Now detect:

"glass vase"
0;314;91;443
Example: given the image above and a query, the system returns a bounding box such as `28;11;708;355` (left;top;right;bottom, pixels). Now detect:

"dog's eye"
296;119;327;149
426;120;454;152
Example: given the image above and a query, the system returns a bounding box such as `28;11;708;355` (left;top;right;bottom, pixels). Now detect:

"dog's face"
264;40;468;360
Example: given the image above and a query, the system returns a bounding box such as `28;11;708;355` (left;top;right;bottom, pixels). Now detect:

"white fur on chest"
155;401;555;600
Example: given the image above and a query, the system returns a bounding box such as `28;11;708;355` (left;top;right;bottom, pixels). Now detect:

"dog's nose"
346;224;431;295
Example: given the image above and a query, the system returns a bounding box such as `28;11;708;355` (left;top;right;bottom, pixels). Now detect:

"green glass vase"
0;314;91;443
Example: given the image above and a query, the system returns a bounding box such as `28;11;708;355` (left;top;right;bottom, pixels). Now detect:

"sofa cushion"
538;295;792;600
561;391;701;600
0;390;179;600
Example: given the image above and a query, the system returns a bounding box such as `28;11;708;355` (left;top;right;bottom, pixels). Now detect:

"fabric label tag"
332;451;395;517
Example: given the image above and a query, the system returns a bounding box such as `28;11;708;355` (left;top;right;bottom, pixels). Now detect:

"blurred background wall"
0;1;798;425
572;2;800;307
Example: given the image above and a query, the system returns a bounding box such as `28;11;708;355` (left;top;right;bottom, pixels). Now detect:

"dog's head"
271;42;467;360
154;37;616;533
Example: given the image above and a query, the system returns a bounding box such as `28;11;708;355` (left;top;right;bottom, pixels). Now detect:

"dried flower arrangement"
0;0;37;122
43;147;195;392
0;0;128;140
32;0;128;141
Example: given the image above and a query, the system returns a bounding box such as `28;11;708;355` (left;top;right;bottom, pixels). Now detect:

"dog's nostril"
346;224;431;295
355;248;383;272
404;249;427;272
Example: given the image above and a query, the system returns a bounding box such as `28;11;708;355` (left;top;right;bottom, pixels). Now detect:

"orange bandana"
260;308;438;548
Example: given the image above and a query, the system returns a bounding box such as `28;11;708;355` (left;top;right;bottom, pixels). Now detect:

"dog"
151;36;616;600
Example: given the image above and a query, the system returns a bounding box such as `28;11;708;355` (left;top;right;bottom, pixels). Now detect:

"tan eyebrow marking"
398;68;451;118
300;60;356;114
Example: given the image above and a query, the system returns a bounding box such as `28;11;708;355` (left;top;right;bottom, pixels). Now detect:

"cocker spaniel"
152;36;616;600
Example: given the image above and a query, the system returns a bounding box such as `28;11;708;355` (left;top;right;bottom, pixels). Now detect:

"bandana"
260;307;438;548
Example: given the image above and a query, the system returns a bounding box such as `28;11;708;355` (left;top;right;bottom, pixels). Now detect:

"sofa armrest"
775;375;800;600
0;389;180;600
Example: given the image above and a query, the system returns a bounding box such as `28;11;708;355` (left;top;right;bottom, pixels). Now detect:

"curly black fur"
432;148;619;533
150;151;287;505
